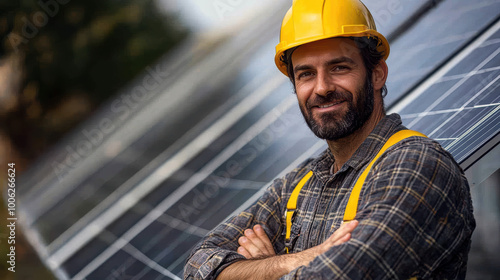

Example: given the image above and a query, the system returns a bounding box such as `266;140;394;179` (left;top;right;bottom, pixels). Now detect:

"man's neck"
327;107;386;172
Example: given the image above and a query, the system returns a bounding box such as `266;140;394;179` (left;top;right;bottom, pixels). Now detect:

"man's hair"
280;36;388;97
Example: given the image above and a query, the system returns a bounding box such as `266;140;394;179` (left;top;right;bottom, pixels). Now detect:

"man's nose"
315;71;334;97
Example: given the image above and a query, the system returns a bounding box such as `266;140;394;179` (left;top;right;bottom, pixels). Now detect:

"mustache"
306;90;353;109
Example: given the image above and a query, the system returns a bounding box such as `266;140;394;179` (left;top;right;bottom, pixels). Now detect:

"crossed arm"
216;221;358;280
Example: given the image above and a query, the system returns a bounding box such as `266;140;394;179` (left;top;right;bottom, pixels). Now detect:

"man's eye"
297;72;312;79
333;65;349;71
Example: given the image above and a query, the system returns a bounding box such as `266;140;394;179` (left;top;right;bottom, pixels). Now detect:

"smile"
316;100;345;109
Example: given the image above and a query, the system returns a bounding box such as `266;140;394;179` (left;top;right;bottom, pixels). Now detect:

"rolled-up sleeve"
184;176;287;279
281;139;475;279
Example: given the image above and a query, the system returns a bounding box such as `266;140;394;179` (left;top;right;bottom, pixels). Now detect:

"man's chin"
314;115;345;129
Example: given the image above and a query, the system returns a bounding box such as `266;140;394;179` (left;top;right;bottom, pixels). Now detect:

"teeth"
319;101;342;108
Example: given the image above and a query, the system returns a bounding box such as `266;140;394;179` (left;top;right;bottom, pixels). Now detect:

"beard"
299;76;374;141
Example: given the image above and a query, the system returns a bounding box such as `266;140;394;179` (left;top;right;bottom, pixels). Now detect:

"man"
184;0;475;279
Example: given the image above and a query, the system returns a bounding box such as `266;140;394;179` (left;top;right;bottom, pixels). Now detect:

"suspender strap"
343;129;426;221
285;170;313;253
284;129;426;254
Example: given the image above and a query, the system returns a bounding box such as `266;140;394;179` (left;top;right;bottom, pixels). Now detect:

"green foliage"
0;0;188;157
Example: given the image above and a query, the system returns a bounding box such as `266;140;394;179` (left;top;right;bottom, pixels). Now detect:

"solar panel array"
17;0;500;279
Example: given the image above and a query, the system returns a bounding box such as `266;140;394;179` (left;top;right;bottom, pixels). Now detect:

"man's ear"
372;60;388;92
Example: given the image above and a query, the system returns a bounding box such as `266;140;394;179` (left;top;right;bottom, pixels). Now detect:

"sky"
157;0;279;32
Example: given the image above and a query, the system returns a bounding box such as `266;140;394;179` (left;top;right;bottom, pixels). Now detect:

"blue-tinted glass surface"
386;0;500;105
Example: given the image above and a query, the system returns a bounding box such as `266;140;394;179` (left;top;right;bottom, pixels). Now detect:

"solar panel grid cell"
63;233;115;277
236;133;316;182
448;112;499;163
446;45;500;76
87;249;176;280
434;77;498;112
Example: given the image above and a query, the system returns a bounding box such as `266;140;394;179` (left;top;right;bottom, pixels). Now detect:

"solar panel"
16;0;500;279
386;0;500;105
391;20;500;165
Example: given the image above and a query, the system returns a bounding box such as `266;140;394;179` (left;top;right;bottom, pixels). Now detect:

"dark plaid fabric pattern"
184;114;476;279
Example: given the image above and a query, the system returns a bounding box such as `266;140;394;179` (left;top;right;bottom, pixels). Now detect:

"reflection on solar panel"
386;0;500;105
392;19;500;166
16;0;500;279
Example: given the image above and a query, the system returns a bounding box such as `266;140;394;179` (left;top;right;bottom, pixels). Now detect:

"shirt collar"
310;113;405;183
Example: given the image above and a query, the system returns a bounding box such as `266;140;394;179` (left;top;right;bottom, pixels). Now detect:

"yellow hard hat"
275;0;390;76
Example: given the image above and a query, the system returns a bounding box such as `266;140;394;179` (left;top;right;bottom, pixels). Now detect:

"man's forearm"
216;256;288;280
216;251;315;280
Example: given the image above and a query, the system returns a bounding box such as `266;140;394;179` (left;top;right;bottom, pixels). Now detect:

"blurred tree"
0;0;187;161
0;0;187;279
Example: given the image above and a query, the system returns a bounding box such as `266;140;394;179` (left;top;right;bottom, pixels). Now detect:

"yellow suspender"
343;129;427;221
284;130;426;253
285;171;313;242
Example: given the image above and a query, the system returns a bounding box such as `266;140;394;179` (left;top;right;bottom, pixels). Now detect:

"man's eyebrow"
294;64;313;73
326;56;356;66
294;56;357;73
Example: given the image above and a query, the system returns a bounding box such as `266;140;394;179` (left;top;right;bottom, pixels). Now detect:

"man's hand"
237;224;276;259
218;220;359;280
237;220;358;260
309;220;359;256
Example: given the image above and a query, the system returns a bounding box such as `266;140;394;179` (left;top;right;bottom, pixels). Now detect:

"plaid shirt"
184;114;475;279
